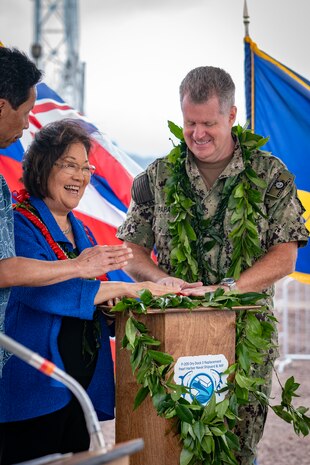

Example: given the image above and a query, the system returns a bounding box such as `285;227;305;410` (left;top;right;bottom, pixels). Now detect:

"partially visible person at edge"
117;66;309;464
0;46;133;374
0;119;179;465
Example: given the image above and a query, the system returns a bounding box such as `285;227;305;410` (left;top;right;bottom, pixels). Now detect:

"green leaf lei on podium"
165;122;269;284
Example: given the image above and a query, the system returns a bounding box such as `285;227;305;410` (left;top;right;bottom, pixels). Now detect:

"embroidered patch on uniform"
132;172;154;204
267;170;294;199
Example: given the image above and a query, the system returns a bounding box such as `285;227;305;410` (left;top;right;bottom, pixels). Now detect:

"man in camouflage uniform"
117;66;309;464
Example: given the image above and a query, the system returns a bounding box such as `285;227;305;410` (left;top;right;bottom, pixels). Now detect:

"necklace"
62;224;72;235
12;192;109;280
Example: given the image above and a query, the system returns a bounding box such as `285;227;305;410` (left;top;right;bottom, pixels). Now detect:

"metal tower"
31;0;85;113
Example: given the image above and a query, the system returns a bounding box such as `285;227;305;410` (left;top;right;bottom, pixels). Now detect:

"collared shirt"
0;175;15;374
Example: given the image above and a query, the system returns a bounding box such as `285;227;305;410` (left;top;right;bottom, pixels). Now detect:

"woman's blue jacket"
0;197;115;422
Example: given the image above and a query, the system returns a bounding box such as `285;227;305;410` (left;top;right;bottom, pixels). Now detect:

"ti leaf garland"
113;290;310;465
165;122;270;283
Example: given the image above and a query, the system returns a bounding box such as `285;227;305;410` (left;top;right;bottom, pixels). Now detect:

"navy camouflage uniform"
117;140;309;464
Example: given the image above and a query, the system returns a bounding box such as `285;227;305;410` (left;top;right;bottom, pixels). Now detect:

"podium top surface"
121;305;261;315
100;305;261;317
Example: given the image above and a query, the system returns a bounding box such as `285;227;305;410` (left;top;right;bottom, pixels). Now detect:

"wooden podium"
115;307;236;465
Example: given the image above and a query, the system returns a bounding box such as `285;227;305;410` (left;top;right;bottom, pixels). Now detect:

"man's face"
182;94;237;163
0;86;37;148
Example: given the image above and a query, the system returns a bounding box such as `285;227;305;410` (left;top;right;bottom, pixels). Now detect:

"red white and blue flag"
0;82;142;282
244;37;310;283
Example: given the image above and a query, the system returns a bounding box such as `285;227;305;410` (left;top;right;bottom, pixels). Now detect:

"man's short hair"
179;66;235;112
0;47;42;109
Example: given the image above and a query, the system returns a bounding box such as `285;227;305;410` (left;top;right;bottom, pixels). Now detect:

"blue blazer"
0;197;115;422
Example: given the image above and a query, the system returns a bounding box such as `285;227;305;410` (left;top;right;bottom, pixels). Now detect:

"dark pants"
0;397;90;465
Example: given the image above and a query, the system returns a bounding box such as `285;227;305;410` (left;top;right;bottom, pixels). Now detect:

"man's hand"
181;285;218;296
74;244;133;279
126;281;183;298
156;276;203;290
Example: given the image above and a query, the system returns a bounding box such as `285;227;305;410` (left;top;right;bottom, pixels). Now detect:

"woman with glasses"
0;119;178;465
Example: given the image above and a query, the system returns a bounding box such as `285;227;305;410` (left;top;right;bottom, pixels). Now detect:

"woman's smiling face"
44;142;91;215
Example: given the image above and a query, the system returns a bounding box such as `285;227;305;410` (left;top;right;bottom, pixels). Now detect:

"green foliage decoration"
112;289;310;465
165;122;270;284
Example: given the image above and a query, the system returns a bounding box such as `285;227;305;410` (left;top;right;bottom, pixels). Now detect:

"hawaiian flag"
244;36;310;283
0;82;142;282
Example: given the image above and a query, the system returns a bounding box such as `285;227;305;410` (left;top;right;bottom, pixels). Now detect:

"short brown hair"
179;66;235;112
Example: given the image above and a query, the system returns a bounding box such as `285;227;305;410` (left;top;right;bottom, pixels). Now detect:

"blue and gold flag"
244;36;310;282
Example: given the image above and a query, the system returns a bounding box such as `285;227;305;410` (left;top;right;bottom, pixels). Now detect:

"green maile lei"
113;289;310;465
165;121;269;284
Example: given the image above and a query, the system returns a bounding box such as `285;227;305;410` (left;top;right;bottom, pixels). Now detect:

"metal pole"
243;0;250;37
31;0;85;112
0;333;106;451
31;0;43;66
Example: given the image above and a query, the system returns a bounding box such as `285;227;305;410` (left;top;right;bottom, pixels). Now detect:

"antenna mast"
31;0;85;113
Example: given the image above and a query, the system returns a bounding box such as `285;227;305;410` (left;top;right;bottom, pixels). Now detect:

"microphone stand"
0;333;106;451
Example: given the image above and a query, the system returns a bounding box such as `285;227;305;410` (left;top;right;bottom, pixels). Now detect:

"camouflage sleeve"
116;171;156;250
265;169;309;248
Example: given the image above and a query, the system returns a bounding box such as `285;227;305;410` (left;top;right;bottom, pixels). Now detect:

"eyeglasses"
54;161;96;178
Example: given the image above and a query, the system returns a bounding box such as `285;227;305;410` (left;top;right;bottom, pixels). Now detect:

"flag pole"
243;0;250;37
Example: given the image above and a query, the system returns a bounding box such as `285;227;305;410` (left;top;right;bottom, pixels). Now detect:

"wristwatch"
219;277;238;291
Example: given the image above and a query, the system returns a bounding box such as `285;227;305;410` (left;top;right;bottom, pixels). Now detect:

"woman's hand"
104;297;121;307
94;280;181;305
74;244;133;279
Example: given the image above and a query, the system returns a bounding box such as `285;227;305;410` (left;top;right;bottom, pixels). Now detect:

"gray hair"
179;66;235;112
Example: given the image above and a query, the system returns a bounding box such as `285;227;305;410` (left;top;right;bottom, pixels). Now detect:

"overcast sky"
1;0;310;159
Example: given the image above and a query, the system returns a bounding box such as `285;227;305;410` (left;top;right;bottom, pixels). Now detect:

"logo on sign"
174;354;229;405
